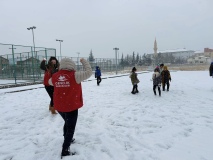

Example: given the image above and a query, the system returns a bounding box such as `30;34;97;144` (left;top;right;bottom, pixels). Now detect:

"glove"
169;78;171;82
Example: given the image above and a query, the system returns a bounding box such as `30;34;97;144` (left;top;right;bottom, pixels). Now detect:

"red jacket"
51;70;83;112
43;71;51;86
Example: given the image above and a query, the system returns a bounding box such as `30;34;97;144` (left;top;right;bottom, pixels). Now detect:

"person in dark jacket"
159;63;164;74
95;66;102;86
130;67;140;94
209;62;213;77
161;66;171;91
40;56;59;114
152;67;162;96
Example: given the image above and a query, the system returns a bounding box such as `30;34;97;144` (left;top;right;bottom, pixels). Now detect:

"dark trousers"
153;85;161;96
45;86;54;106
132;84;138;93
163;81;170;91
58;110;78;149
97;76;102;85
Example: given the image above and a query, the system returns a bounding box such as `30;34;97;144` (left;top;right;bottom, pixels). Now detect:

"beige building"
187;56;211;64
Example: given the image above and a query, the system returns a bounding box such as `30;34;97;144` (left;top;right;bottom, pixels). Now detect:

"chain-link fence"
56;56;124;73
0;43;56;84
0;43;130;85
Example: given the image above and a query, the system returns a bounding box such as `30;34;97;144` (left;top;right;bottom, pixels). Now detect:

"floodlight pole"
77;52;80;70
9;46;17;84
113;47;119;74
27;26;36;82
56;39;63;60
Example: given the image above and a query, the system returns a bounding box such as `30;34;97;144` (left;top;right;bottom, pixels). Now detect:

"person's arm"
75;58;92;84
169;71;171;81
48;78;54;86
40;59;47;71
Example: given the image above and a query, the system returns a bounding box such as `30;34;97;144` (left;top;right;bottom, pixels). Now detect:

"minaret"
154;38;158;57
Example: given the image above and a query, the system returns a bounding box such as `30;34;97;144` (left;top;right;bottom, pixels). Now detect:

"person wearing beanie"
130;67;140;94
159;63;164;74
95;66;102;86
161;66;171;91
48;58;92;158
152;67;162;96
40;56;59;114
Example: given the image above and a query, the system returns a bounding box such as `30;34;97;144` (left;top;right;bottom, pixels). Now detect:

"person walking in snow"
130;67;140;94
40;56;59;114
209;62;213;77
161;66;171;91
152;67;162;96
49;58;92;158
95;66;102;86
159;63;164;74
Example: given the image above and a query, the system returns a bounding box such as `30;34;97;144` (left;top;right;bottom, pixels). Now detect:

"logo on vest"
55;75;70;87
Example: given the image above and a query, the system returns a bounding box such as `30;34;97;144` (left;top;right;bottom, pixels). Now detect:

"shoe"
50;106;57;114
167;89;169;91
61;147;76;159
71;138;75;143
131;91;136;94
136;90;139;93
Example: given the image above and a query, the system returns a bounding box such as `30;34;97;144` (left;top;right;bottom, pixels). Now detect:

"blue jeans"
58;109;78;149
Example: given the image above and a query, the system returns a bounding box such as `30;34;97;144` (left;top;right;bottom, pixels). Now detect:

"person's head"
154;67;160;73
132;67;137;72
160;63;164;68
96;66;100;70
48;56;58;66
163;66;168;70
59;58;76;71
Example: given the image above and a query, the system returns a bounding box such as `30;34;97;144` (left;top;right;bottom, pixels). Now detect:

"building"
0;56;9;73
187;56;211;64
204;48;213;60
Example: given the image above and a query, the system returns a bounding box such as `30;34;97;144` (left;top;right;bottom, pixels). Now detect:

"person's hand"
80;58;84;63
169;78;171;82
158;84;161;87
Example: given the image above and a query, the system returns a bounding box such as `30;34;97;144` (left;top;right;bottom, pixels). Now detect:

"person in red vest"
40;56;59;114
49;58;92;158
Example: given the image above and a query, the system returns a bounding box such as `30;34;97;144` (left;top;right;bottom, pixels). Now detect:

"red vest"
43;71;51;86
51;70;83;112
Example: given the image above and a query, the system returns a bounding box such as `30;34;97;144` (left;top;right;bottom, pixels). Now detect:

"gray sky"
1;0;213;58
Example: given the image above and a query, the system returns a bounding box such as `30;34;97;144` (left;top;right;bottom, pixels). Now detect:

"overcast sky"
1;0;213;58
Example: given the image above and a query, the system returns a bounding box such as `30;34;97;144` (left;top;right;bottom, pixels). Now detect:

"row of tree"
88;50;187;66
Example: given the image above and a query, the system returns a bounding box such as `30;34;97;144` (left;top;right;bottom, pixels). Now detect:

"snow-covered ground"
0;71;213;160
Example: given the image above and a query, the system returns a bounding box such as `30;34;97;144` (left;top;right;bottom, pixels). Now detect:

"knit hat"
132;67;136;72
59;58;76;70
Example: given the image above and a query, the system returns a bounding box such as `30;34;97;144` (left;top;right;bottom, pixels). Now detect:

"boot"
61;147;76;159
50;106;57;114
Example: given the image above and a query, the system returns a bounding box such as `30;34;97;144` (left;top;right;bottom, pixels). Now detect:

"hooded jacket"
161;66;171;83
95;66;101;77
49;58;92;112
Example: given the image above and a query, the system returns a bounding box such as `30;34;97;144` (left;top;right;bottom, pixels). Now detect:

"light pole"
27;26;36;82
77;52;80;70
113;47;119;74
56;39;63;60
27;26;36;58
9;46;17;84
